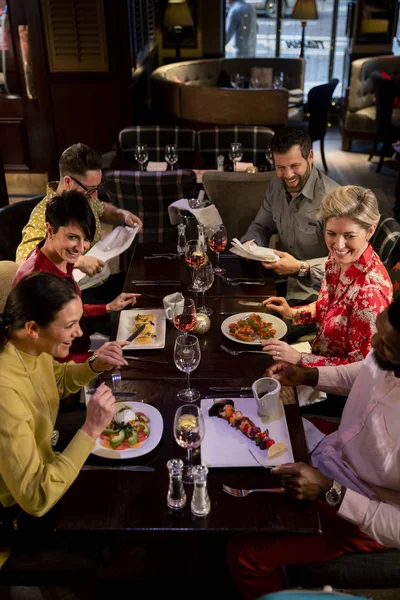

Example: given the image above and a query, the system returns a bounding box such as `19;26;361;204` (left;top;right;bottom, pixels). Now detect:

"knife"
81;465;154;472
209;386;252;392
124;356;168;364
125;323;146;343
144;254;178;259
87;389;137;397
132;280;180;286
238;300;265;307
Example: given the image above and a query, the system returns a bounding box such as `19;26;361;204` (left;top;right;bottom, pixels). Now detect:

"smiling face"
36;297;84;358
325;217;374;268
46;221;91;265
371;309;400;373
273;144;313;194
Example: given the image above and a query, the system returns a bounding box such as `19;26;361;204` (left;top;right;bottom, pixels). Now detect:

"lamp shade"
291;0;318;20
164;1;194;29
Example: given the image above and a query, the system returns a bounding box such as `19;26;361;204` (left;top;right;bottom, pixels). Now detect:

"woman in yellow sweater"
0;271;128;518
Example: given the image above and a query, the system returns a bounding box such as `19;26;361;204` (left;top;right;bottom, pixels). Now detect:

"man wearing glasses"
16;143;143;302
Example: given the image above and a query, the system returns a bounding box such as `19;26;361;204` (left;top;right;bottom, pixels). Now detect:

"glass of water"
173;334;201;402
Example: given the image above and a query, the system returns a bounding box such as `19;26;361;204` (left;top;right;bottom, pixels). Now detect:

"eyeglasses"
69;175;104;197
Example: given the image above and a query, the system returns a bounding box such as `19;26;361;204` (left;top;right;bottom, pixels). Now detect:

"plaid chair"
197;127;275;170
118;126;196;169
103;169;197;244
371;214;400;269
0;195;43;260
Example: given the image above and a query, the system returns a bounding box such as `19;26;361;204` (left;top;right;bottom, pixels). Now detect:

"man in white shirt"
227;296;400;598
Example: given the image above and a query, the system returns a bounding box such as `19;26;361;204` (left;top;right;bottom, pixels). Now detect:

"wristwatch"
325;480;342;507
298;260;309;277
88;355;101;373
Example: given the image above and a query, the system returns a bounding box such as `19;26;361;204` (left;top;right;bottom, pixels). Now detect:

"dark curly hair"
269;127;312;160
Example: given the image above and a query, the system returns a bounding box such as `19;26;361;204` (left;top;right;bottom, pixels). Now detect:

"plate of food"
221;312;287;345
91;401;163;459
117;309;166;349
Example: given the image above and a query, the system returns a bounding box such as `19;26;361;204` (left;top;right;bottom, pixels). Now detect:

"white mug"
163;292;184;321
252;377;281;418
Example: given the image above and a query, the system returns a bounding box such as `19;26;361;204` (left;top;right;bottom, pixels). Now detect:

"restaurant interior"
1;0;400;599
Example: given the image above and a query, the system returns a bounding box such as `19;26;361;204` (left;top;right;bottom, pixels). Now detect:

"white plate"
200;397;293;468
91;401;163;459
221;312;287;345
117;309;166;350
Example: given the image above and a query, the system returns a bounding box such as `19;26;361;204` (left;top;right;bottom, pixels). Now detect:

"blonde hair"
317;185;380;231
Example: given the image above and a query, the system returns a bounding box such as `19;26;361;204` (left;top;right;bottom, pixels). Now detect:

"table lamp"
291;0;318;59
164;0;194;61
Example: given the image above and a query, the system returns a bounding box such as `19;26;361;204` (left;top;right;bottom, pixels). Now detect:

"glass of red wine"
208;225;228;274
185;240;206;292
173;297;197;336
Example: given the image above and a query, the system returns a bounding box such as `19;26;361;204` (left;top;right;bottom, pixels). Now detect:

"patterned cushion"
371;215;400;268
103;170;197;244
197;126;275;170
118;126;196;169
389;262;400;299
0;196;43;261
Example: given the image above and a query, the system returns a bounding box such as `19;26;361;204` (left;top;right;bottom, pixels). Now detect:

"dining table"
51;241;320;549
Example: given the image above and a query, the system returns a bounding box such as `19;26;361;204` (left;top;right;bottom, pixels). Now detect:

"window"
129;0;157;68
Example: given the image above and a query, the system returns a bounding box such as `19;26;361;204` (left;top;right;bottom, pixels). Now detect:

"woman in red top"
13;191;139;361
262;186;393;367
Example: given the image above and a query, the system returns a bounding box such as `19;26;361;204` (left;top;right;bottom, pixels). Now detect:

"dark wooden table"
54;243;320;538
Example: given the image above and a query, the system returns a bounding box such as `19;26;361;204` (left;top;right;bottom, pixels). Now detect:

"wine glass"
208;225;228;274
173;297;197;335
173;334;201;403
134;144;149;171
173;404;205;483
249;75;260;89
165;144;178;169
229;142;243;172
185;239;206;292
230;73;245;89
192;263;214;316
273;72;284;89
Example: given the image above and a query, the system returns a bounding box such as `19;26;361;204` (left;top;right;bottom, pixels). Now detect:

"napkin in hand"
229;238;279;263
235;162;255;172
289;342;327;406
147;161;168;172
168;198;222;229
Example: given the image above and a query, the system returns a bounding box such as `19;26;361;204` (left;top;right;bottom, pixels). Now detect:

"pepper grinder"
177;223;187;256
167;458;187;510
191;464;210;517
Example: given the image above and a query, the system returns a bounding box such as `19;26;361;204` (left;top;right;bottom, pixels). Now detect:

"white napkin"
289;342;327;406
147;161;168;172
235;162;254;172
229;238;279;263
302;417;326;454
74;225;138;290
168;198;223;229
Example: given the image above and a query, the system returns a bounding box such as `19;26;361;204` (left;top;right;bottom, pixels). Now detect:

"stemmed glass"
173;334;201;403
230;73;245;89
249;75;260;89
229;142;243;172
208;225;228;274
173;404;205;483
273;72;284;89
185;239;206;292
173;297;197;335
134;144;149;171
165;144;178;169
192;263;214;316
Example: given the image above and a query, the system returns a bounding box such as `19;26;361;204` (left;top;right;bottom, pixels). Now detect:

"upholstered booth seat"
151;58;304;128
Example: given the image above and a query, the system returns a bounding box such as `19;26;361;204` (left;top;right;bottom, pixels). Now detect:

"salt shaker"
177;223;187;256
167;458;187;510
197;223;206;253
191;465;210;517
217;155;225;172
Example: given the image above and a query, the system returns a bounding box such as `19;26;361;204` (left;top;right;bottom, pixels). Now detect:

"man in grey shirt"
241;128;339;304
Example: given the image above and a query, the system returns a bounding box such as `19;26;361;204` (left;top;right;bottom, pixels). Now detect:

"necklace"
11;343;59;447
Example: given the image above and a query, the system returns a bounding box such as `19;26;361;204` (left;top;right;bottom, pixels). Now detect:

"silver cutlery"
204;395;253;399
144;254;178;260
81;465;155;472
87;389;137;398
219;278;265;287
221;344;265;356
209;386;252;392
111;371;121;390
222;484;285;497
248;449;276;470
218;312;240;316
125;323;146;343
124;356;169;365
132;280;180;286
238;301;265;307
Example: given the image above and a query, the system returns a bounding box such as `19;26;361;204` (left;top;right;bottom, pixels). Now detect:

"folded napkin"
289;88;303;96
168;198;222;229
235;162;254;172
147;161;168;172
290;341;327;406
229;238;279;263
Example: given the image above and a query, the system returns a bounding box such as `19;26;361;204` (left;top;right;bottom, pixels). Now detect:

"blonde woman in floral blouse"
262;186;393;367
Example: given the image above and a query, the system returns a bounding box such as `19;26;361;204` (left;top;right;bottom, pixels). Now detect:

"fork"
222;484;285;497
111;371;121;391
218;275;265;287
221;344;265;356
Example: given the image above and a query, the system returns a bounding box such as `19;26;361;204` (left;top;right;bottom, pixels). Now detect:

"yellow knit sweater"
0;343;97;516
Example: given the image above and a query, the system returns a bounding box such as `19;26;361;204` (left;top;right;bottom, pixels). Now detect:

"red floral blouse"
292;245;393;367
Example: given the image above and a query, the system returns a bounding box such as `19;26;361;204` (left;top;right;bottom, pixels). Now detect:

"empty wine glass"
173;297;197;335
173;334;201;403
249;75;260;89
266;147;274;171
185;239;206;292
229;142;243;172
230;73;245;89
192;263;214;316
165;144;178;169
134;144;149;171
173;404;205;483
273;72;284;89
208;225;228;274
